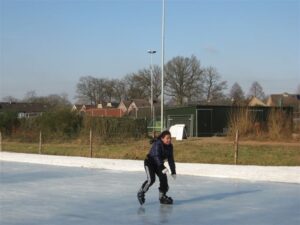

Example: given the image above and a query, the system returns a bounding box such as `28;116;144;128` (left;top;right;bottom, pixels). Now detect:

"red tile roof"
85;108;125;117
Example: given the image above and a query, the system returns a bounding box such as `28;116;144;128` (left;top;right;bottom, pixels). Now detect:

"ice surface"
1;161;299;225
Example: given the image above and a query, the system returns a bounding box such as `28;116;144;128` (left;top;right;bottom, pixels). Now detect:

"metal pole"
234;129;239;165
39;131;42;154
90;128;93;158
161;0;165;132
150;53;154;134
0;131;2;152
148;50;156;136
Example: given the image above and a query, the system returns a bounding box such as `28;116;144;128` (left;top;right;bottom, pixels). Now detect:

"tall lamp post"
148;50;156;136
161;0;165;132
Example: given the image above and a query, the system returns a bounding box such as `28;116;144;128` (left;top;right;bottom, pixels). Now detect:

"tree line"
4;54;298;107
75;55;268;106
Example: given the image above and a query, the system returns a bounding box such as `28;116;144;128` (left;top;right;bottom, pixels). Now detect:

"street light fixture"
148;50;156;136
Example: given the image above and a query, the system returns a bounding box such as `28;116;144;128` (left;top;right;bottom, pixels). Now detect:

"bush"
0;111;20;135
81;117;148;143
16;110;82;142
4;110;148;143
267;109;292;140
227;107;293;140
227;108;257;138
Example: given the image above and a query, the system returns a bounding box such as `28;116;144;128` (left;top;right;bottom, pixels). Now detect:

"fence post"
39;131;42;154
0;131;2;152
89;128;93;158
234;129;239;165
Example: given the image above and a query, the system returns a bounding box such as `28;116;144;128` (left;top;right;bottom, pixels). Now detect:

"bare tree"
23;91;71;109
229;82;245;105
1;96;19;102
44;93;71;108
124;72;148;100
112;79;127;102
94;78;107;104
202;66;227;103
103;80;113;102
165;55;203;105
248;81;265;99
124;65;161;101
152;65;162;100
76;76;97;105
23;90;37;102
76;76;108;105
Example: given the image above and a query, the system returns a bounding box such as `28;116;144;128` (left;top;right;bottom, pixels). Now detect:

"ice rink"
1;161;299;225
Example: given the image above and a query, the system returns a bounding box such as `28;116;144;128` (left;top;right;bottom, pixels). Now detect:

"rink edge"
1;151;299;184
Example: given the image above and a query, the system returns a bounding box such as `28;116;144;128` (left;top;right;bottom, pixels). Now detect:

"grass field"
2;137;300;166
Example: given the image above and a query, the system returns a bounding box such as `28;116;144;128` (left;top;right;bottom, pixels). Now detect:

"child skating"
137;130;176;205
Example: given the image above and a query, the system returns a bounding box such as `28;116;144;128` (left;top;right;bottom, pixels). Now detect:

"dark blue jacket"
147;139;176;175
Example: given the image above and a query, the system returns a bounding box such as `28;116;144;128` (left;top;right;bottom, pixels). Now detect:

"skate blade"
137;194;145;205
138;199;144;205
160;200;173;205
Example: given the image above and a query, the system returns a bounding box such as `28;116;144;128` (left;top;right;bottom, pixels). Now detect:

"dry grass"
267;109;293;140
227;108;256;138
2;137;300;166
227;107;294;141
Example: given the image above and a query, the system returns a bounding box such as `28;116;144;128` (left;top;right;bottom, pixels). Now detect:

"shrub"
16;110;82;142
81;117;148;143
267;109;292;140
0;111;20;135
6;111;147;143
227;107;293;140
227;107;257;138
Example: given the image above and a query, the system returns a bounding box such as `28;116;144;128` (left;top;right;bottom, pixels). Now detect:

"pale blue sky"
1;0;299;102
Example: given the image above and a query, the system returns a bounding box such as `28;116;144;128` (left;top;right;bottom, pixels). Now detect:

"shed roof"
0;102;50;113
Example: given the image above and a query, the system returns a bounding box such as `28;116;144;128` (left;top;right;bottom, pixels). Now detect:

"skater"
137;130;176;205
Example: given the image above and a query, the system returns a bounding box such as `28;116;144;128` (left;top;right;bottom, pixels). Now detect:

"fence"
0;115;149;157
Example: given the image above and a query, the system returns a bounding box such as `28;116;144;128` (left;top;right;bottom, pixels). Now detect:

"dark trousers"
140;158;169;194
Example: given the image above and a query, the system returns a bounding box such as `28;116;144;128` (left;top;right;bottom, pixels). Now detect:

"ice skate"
137;190;145;205
159;193;173;205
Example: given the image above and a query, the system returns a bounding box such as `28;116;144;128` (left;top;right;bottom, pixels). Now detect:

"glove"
162;167;169;174
171;174;176;180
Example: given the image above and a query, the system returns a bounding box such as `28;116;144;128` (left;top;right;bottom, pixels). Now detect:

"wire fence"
0;112;151;158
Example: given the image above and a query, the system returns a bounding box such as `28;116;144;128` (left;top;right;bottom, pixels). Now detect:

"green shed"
165;105;293;137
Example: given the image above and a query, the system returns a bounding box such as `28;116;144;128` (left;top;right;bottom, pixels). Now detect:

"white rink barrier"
1;151;300;184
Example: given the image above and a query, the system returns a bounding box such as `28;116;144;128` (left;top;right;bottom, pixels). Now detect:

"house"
98;102;119;108
71;104;94;112
73;102;123;118
117;99;151;118
248;96;267;107
72;102;119;112
267;93;300;130
267;93;300;112
0;102;50;118
117;100;132;114
126;99;162;119
127;99;150;117
85;108;125;118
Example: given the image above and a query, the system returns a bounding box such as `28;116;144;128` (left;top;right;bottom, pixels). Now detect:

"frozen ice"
1;161;299;225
